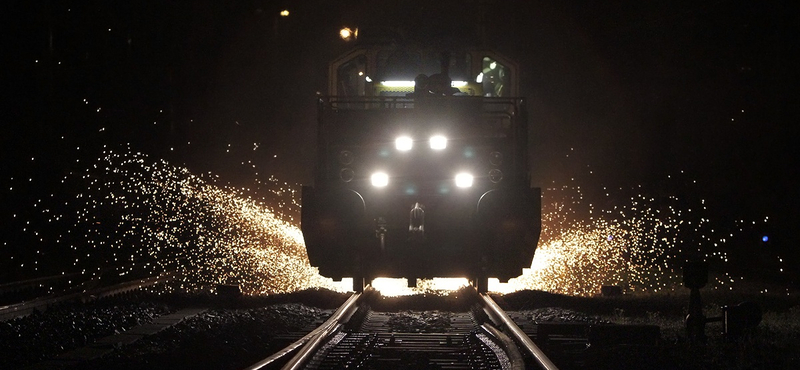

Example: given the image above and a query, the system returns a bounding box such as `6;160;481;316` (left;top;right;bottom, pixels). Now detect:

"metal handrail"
480;294;560;370
321;95;523;115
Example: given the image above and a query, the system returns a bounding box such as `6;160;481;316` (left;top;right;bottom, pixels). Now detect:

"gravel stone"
385;310;453;333
0;299;170;368
521;307;609;324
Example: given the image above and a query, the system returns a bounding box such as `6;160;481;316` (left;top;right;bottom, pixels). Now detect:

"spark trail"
8;147;328;294
7;149;782;296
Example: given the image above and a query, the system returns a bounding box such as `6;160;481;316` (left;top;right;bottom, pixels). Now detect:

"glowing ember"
504;181;784;296
8;147;785;297
8;148;331;294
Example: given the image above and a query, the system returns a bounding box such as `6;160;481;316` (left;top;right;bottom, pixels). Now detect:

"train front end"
301;47;541;291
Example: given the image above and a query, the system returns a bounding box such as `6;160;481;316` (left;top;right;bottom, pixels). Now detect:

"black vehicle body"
301;44;541;291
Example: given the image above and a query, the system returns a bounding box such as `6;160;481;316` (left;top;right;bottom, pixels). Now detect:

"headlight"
371;172;389;187
395;136;413;151
429;135;447;150
454;173;473;188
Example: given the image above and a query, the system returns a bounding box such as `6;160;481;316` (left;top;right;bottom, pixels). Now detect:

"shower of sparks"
7;146;331;295
507;186;686;296
6;146;786;297
371;177;784;297
501;181;785;296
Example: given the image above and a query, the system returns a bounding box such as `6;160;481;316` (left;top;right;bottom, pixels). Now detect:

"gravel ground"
78;303;330;370
5;287;799;369
496;289;800;370
385;310;455;333
0;296;171;369
2;288;348;370
520;306;610;324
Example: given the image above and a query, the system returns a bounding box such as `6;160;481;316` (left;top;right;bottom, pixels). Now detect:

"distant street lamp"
280;9;289;17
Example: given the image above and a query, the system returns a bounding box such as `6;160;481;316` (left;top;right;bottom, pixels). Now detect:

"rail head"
480;323;525;370
0;271;176;322
243;291;364;370
480;293;560;370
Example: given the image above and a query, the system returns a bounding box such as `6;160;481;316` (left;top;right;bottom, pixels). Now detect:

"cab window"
478;57;510;97
336;55;367;97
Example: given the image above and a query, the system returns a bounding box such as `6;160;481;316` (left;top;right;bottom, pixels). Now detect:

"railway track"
0;271;176;321
246;288;559;370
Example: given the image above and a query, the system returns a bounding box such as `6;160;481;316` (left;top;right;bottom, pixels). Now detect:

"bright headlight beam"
455;173;473;188
429;135;447;150
371;172;389;187
395;136;413;151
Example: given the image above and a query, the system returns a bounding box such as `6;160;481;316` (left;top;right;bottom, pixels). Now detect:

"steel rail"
480;293;560;370
281;322;343;370
481;323;525;370
0;271;175;321
243;291;363;370
0;273;82;294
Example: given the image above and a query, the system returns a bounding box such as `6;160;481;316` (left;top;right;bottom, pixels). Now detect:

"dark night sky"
4;1;797;263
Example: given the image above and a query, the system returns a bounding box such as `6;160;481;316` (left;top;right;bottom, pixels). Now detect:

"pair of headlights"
395;135;447;151
370;172;474;188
